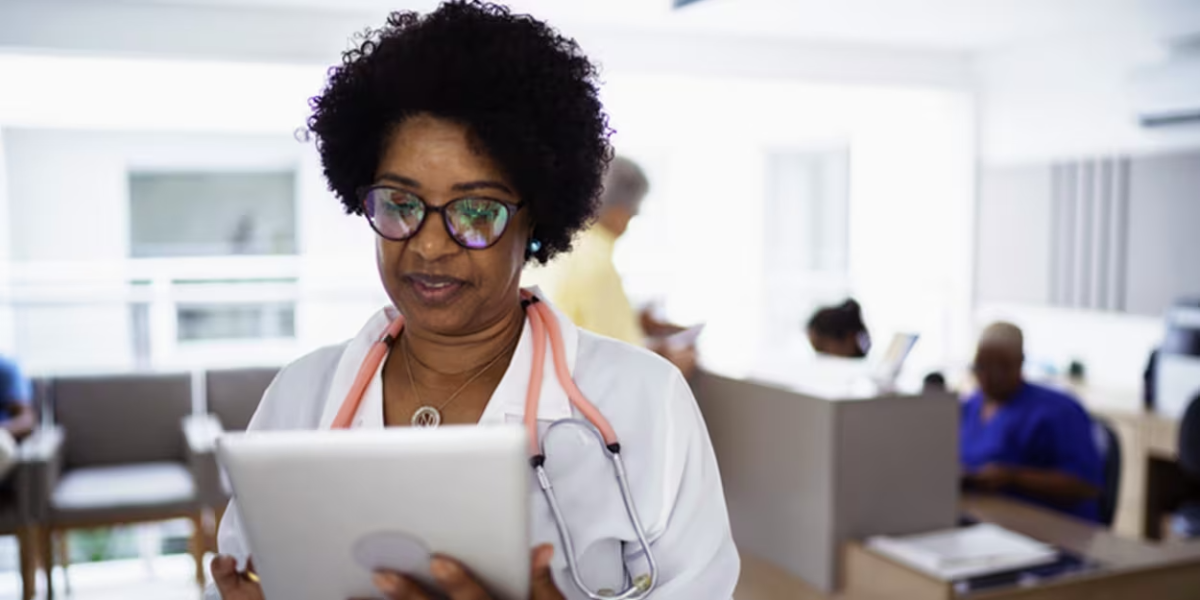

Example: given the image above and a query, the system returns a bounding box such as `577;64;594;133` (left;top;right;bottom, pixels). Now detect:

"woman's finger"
430;556;491;600
373;571;432;600
211;555;242;593
530;545;565;600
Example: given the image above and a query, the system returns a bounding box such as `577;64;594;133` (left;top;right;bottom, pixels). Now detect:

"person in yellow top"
529;156;696;375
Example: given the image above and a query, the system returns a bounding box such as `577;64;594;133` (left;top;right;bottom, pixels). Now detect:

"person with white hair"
960;322;1104;522
528;156;696;376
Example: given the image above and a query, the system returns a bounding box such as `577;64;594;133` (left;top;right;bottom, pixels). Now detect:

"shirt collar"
482;286;576;424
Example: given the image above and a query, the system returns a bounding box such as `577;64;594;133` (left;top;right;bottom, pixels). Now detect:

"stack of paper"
867;523;1059;580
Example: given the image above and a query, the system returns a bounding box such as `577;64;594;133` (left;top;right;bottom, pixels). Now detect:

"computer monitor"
873;333;920;390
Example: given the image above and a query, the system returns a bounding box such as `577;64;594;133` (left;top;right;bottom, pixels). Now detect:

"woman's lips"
405;273;467;305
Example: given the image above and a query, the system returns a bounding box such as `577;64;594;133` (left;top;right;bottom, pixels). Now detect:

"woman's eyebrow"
451;180;514;194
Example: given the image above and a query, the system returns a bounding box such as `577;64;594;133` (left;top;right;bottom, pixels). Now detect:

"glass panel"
129;171;297;257
176;302;295;341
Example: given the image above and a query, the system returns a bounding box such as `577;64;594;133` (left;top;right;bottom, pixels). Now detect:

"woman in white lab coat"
208;2;738;599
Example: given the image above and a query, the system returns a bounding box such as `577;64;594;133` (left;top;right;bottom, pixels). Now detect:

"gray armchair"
0;376;64;600
0;482;34;600
206;368;276;434
191;367;276;551
0;378;60;600
17;425;63;600
32;373;207;598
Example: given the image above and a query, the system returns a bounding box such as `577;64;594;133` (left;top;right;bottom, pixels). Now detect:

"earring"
527;239;543;254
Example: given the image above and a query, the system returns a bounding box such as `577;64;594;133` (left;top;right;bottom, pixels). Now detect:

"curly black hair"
307;1;612;264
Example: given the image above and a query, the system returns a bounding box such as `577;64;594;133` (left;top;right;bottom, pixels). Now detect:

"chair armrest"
184;413;225;455
184;414;227;508
16;426;65;521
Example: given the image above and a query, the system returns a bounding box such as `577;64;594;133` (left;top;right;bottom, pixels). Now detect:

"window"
761;148;851;346
129;171;297;257
176;303;295;342
763;149;850;275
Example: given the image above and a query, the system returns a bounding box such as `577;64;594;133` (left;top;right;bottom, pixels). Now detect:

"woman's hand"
211;555;264;600
368;544;564;600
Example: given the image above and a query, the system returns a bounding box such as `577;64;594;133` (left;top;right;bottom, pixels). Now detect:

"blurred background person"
922;371;949;394
806;299;870;359
961;322;1103;522
530;155;697;376
0;355;35;481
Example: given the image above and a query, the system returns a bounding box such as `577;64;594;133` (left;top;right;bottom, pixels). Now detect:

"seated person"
961;322;1103;522
923;371;948;394
807;299;870;358
0;355;36;480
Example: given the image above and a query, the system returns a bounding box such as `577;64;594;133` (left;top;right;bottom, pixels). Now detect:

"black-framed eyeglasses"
360;185;524;250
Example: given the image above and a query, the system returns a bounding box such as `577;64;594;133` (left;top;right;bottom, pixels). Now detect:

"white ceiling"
89;0;1200;50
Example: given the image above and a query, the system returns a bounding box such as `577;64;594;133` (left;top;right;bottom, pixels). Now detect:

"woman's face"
808;328;859;359
372;114;531;336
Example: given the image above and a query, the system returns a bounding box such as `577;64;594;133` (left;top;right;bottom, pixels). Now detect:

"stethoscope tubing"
334;292;659;598
538;419;658;600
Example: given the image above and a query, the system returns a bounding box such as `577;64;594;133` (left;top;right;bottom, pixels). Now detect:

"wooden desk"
737;495;1200;600
842;495;1200;600
736;553;834;600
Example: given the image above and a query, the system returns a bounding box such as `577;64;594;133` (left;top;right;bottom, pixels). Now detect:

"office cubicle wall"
694;371;958;593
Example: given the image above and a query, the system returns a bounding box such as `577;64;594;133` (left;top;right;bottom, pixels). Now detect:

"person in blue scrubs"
0;356;35;441
0;355;35;482
961;322;1103;522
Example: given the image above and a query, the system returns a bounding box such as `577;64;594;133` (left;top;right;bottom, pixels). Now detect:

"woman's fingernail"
430;557;454;580
538;545;555;568
373;572;403;594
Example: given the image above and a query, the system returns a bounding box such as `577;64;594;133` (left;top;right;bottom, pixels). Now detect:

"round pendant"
411;405;442;428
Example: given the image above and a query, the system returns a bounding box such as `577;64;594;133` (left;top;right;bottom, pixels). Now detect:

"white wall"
0;52;975;376
0;53;389;373
978;34;1200;165
0;0;972;89
601;74;976;374
0;54;324;134
0;130;13;353
1;128;385;373
972;33;1200;390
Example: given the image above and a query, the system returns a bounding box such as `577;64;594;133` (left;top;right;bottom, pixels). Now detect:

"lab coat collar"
316;287;576;429
487;287;577;424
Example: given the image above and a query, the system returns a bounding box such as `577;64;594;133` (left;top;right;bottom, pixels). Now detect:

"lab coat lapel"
319;289;575;429
317;306;398;430
481;289;576;425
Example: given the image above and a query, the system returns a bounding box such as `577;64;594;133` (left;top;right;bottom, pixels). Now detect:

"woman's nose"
409;209;460;262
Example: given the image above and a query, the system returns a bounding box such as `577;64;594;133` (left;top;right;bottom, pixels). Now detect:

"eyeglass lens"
364;188;512;249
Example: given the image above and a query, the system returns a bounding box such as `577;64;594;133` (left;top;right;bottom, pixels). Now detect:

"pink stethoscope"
328;290;658;600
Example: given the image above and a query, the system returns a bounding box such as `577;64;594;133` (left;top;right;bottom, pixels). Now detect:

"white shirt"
208;295;739;599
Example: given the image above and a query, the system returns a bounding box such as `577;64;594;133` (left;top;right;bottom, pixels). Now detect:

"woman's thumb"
530;544;560;597
211;555;240;589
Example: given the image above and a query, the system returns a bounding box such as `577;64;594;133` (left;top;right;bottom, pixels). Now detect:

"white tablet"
217;426;530;600
664;324;705;351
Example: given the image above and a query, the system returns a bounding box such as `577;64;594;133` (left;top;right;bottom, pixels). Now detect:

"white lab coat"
207;295;739;599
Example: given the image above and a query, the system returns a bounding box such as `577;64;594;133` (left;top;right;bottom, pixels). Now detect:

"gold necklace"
401;334;513;427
